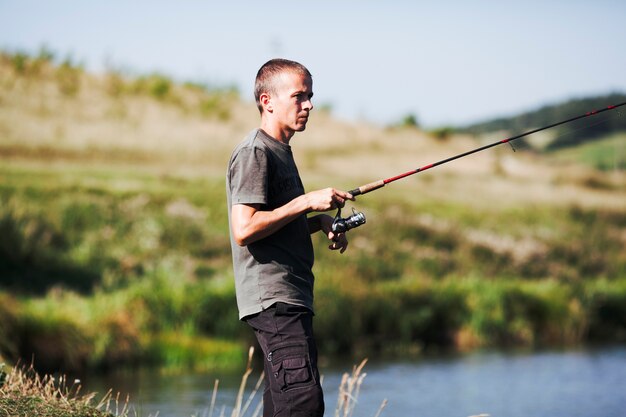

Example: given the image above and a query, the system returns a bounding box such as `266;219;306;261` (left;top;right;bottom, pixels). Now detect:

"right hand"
304;188;354;212
319;214;350;253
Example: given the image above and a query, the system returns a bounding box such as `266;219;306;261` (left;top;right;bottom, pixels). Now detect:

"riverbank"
1;348;379;417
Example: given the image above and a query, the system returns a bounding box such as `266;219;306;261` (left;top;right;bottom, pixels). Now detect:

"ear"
260;92;273;113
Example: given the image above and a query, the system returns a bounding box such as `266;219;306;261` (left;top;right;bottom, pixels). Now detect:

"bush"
18;307;91;373
199;95;232;120
55;59;82;96
0;292;20;361
586;279;626;342
429;126;456;140
131;73;173;100
0;207;100;294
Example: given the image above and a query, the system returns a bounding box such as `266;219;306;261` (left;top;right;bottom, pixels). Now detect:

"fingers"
329;189;354;210
307;188;354;212
328;232;349;253
329;239;348;253
332;196;345;209
335;189;355;206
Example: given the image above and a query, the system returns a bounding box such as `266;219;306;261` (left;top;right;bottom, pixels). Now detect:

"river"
83;345;626;417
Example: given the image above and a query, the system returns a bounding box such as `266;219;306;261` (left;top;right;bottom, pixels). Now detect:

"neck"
260;119;294;145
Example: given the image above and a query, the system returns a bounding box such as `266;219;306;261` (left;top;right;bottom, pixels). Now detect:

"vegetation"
1;49;625;379
1;161;624;371
0;363;124;417
550;132;626;171
396;113;420;129
428;126;456;141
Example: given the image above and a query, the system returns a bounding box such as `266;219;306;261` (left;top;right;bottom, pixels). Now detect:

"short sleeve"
228;146;269;206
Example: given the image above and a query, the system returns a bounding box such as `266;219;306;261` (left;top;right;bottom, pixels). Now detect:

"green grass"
0;162;245;372
1;160;625;372
550;132;626;171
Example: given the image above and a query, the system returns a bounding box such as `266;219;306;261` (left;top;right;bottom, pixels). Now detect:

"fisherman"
226;58;354;417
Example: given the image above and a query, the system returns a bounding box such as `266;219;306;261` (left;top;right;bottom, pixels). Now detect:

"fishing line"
545;110;623;149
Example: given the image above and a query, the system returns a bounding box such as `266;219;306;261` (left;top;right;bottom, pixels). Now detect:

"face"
264;71;314;137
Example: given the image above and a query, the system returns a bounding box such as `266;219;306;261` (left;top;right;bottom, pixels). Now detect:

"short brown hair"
254;59;312;114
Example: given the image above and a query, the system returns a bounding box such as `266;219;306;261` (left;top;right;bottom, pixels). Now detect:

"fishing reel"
331;207;366;233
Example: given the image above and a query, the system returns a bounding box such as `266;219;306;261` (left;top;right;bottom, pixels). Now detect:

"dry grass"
0;362;128;417
0;56;251;173
222;348;387;417
334;358;387;417
2;52;623;211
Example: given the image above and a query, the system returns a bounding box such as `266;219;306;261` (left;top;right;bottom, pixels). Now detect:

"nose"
303;98;313;111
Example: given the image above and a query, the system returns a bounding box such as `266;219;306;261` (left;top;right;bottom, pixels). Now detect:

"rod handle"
348;180;385;196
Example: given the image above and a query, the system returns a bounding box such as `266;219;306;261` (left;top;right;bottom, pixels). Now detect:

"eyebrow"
292;90;313;98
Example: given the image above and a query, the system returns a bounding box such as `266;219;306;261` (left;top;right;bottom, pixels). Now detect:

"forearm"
232;195;310;246
307;214;332;234
232;187;353;246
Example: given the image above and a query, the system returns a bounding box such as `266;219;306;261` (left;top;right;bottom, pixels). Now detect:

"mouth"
295;116;309;131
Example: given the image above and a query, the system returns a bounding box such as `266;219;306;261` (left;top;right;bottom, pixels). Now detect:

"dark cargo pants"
245;302;325;417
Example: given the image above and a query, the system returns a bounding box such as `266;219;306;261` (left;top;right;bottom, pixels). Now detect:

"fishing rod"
331;101;626;233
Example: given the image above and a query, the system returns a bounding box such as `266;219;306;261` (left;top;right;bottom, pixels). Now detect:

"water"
83;345;626;417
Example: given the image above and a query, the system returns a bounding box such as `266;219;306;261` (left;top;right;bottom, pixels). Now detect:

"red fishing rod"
331;101;626;233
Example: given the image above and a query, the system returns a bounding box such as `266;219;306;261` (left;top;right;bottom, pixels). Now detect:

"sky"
1;0;625;127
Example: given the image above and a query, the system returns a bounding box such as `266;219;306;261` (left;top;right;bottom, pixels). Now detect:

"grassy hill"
1;50;625;374
461;93;626;153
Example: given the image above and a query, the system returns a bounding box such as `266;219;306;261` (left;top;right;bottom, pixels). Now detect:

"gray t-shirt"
226;129;315;319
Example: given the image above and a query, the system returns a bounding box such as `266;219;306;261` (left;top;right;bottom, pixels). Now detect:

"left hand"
320;215;349;254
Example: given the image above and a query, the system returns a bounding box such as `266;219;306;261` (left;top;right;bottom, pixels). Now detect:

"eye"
294;92;313;102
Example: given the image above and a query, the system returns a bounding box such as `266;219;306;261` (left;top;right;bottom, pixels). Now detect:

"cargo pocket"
268;341;315;392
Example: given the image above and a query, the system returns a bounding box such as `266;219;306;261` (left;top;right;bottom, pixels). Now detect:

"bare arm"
231;188;353;246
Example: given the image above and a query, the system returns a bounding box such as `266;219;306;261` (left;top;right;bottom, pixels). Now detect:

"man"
226;58;354;416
